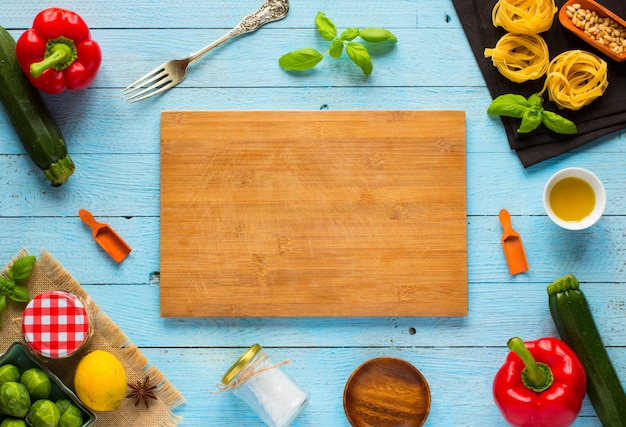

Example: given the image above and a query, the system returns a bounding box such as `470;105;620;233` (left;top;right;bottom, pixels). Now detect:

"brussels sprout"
20;369;50;401
0;418;27;427
27;399;60;427
56;399;83;427
0;365;20;385
0;382;30;417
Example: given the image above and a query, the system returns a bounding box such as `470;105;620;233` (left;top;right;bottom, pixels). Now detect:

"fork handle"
187;0;289;64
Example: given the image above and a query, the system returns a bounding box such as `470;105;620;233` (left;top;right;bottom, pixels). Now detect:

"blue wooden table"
1;1;624;425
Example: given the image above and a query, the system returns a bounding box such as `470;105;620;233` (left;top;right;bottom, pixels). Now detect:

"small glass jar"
222;344;309;427
22;290;91;359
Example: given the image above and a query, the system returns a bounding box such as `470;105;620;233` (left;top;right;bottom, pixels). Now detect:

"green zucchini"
0;26;74;186
548;274;626;427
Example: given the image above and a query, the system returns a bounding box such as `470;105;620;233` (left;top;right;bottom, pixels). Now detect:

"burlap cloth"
1;249;184;426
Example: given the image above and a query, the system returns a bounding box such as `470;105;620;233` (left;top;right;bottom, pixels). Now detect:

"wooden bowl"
343;357;431;427
559;0;626;62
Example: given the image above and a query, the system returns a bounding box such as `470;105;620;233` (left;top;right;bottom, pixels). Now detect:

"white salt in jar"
221;344;309;427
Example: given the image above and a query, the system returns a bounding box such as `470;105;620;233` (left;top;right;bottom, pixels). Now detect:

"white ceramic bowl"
543;167;606;230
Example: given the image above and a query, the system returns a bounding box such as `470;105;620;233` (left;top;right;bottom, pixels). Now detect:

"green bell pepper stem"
507;336;554;392
30;36;77;78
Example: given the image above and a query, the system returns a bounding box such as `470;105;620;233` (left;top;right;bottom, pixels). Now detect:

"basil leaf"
279;12;395;77
340;28;359;41
9;256;36;282
0;277;9;295
542;111;578;134
7;285;30;303
518;109;543;133
279;48;325;71
346;42;373;76
315;12;337;41
359;28;398;43
487;94;530;118
329;39;344;58
528;93;544;109
0;295;6;326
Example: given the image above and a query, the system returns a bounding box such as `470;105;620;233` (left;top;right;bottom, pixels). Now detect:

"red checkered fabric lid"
22;291;90;358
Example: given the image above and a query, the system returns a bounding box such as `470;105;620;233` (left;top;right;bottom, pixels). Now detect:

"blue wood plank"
2;151;626;218
1;1;454;30
1;87;502;155
76;282;626;349
143;346;620;425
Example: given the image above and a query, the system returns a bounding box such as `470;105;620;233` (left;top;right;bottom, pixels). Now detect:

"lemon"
74;350;127;411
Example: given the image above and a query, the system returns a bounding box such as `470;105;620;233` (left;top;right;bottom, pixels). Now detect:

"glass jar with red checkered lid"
21;290;91;359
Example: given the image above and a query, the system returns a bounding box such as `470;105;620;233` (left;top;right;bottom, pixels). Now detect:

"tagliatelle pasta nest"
492;0;558;34
540;50;608;110
484;33;550;83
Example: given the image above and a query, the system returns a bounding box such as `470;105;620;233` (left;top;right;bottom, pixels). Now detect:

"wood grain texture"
0;0;624;425
343;357;431;426
160;111;467;317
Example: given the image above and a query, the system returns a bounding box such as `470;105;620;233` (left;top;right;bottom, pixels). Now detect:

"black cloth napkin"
452;0;626;167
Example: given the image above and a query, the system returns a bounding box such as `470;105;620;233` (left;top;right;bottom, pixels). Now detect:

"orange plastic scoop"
499;209;529;275
79;209;132;263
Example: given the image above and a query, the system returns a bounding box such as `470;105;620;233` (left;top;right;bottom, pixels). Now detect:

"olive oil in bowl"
550;177;596;222
543;168;606;230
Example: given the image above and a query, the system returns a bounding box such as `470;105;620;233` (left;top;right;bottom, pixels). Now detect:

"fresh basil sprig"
0;255;35;325
279;12;397;76
488;93;577;134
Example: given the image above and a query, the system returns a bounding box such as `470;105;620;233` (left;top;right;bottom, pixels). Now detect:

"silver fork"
123;0;289;102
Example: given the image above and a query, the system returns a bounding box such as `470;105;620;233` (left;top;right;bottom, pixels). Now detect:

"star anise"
126;376;158;408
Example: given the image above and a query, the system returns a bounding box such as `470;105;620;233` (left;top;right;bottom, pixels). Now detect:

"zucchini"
0;26;74;186
548;274;626;427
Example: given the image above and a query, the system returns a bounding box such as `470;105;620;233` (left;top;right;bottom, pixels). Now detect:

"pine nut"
567;7;626;55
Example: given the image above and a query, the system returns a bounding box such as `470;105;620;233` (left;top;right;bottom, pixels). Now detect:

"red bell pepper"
15;8;101;94
493;337;587;427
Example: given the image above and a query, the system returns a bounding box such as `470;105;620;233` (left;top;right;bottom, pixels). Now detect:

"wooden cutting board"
160;111;467;317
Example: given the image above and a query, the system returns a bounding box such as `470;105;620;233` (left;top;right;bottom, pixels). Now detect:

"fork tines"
123;63;175;102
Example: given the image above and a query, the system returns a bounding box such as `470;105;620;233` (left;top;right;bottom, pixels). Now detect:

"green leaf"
0;295;6;326
315;12;337;41
280;13;395;77
0;277;11;296
358;28;398;43
329;39;344;58
340;28;359;41
487;94;531;119
518;109;543;133
528;93;544;109
542;111;577;134
279;48;325;71
7;285;29;303
346;42;373;76
9;256;36;282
